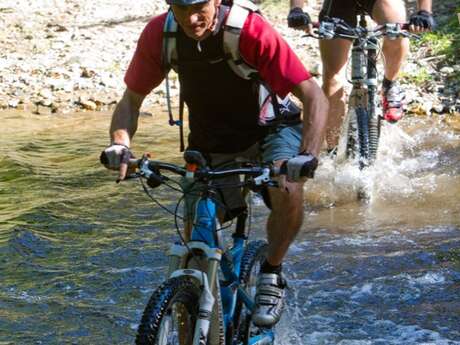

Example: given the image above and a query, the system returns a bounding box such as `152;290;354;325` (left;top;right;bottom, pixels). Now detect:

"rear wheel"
136;276;201;345
233;240;269;345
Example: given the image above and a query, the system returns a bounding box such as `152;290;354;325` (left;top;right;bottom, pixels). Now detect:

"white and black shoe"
252;273;286;327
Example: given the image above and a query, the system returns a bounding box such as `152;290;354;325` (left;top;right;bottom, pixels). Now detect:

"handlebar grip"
146;172;163;189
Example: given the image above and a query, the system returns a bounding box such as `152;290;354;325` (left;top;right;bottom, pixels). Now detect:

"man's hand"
409;10;436;32
287;7;313;34
100;144;134;182
282;152;318;182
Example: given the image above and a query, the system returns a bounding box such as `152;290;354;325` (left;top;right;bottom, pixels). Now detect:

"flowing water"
0;110;459;345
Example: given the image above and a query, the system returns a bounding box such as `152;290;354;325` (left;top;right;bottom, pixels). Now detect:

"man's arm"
291;78;329;157
290;0;305;9
100;89;146;181
288;0;313;33
417;0;432;12
110;88;146;147
409;0;435;32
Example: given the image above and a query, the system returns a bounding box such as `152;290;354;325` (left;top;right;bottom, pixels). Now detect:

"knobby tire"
136;276;201;345
233;240;269;345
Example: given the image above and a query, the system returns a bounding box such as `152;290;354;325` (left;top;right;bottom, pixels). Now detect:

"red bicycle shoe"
382;81;406;123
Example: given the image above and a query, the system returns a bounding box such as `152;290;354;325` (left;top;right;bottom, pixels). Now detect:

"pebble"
433;104;445;113
440;66;455;75
0;0;458;117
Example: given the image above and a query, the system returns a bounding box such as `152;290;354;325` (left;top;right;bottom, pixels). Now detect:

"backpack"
162;0;301;151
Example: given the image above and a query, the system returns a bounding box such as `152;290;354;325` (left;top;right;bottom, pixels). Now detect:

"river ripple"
0;110;459;344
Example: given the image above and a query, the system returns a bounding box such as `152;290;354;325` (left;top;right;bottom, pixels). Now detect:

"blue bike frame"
191;196;275;345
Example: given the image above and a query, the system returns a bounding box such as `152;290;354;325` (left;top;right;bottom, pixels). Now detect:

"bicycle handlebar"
127;155;282;189
309;18;416;41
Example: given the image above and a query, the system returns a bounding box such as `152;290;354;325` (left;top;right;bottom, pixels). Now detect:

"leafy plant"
412;8;458;56
400;67;433;87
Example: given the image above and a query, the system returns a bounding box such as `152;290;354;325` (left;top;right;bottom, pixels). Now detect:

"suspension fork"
366;36;380;164
349;35;369;165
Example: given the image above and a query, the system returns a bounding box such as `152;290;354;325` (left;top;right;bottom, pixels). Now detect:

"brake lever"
253;167;271;186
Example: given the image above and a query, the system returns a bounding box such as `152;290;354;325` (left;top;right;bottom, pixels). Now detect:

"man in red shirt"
101;0;328;327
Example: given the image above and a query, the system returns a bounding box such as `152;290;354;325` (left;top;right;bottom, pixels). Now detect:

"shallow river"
0;110;459;344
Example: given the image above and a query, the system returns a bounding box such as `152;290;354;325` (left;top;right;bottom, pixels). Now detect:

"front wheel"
136;276;201;345
233;240;270;345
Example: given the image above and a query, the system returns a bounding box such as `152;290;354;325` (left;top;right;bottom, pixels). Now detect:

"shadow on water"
0;110;459;344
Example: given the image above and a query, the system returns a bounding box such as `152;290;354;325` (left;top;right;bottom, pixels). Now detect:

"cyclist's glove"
409;10;436;30
287;7;312;28
282;152;318;181
100;144;133;170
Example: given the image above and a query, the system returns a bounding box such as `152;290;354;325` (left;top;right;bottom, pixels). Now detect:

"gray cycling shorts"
182;124;303;222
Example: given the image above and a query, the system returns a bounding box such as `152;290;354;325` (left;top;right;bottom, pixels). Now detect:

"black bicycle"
312;15;419;168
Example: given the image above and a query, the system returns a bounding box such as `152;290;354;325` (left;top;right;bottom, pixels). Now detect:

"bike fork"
350;39;369;168
366;36;380;164
167;242;223;345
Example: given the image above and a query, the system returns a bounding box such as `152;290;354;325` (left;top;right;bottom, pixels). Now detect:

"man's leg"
251;179;305;328
252;124;307;327
372;0;409;122
265;181;304;266
319;38;353;150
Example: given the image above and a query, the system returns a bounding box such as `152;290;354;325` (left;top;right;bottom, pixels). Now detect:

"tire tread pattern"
136;276;201;345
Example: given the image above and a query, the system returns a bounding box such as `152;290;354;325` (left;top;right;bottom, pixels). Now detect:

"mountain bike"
312;15;418;168
126;150;288;345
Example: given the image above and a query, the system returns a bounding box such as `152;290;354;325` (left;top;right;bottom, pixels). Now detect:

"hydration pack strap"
223;1;258;80
163;11;178;72
221;1;283;125
163;11;184;151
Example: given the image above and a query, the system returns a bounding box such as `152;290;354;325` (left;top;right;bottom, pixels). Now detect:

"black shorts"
319;0;378;27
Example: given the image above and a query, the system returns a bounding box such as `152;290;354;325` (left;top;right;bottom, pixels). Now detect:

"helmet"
166;0;209;5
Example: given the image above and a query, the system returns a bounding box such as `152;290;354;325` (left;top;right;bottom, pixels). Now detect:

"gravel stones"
0;0;458;117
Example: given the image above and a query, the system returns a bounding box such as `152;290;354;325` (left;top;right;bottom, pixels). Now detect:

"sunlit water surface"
0;110;459;344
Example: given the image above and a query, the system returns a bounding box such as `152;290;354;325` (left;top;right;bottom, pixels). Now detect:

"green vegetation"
419;10;460;62
406;10;460;86
400;67;433;86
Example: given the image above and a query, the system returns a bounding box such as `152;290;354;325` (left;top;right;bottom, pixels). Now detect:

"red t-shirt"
124;10;311;97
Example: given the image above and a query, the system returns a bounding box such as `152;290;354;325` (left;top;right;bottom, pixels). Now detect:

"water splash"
1;110;459;344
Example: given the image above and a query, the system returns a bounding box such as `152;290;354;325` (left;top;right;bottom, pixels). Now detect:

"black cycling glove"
281;152;318;181
287;7;312;28
409;10;436;30
100;144;133;170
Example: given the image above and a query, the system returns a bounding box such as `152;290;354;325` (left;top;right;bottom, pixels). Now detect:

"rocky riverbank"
0;0;458;117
